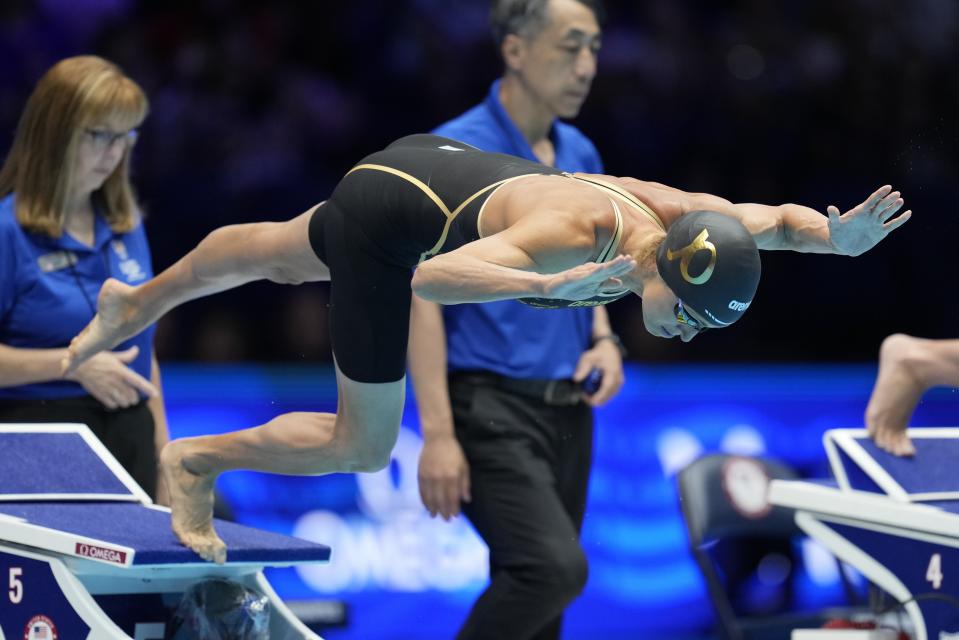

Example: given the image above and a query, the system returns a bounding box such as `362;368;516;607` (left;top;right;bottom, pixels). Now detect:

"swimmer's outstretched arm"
412;212;636;305
683;185;911;255
64;209;325;373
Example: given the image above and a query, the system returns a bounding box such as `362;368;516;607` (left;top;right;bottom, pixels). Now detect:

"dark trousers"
450;376;594;640
0;395;157;499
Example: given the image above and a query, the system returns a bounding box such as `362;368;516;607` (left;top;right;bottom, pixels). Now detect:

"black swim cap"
655;211;761;327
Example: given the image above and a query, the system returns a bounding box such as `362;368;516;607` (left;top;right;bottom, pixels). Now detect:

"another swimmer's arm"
687;186;910;255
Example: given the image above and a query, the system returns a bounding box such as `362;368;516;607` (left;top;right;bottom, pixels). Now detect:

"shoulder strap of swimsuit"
566;173;666;231
596;197;624;263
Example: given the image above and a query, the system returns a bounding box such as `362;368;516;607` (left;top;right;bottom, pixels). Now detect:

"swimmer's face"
641;278;715;342
504;0;601;119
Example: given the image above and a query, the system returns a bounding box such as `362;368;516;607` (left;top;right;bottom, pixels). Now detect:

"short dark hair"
490;0;605;48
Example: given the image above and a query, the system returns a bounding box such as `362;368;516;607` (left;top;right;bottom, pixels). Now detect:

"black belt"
449;372;584;406
0;395;148;413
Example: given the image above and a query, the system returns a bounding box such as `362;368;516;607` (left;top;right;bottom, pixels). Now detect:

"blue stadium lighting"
158;363;958;638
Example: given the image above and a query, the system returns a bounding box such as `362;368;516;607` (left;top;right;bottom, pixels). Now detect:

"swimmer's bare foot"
160;439;227;564
63;278;148;375
865;334;924;457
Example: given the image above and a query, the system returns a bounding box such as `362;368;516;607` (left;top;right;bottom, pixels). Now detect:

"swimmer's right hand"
542;254;636;301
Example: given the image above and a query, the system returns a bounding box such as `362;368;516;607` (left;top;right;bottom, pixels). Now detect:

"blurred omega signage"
293;426;489;592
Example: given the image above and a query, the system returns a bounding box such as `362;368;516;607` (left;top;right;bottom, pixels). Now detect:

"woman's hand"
65;345;158;409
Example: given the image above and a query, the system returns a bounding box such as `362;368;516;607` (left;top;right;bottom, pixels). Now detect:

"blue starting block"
770;428;959;640
0;423;331;639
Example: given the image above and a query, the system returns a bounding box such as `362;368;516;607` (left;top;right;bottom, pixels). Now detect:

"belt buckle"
544;380;579;406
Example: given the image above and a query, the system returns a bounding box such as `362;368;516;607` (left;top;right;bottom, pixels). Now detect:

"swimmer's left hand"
828;185;911;257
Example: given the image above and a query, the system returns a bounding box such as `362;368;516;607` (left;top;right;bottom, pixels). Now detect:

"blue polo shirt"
433;79;604;379
0;193;156;399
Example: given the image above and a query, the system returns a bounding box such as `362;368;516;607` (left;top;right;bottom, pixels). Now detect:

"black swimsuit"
308;134;559;382
308;134;661;383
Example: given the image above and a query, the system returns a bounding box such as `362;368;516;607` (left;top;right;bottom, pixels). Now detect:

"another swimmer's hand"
865;334;924;457
828;185;911;257
542;255;636;301
868;420;916;457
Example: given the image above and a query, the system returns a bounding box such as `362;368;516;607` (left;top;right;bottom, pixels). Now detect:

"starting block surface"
825;428;959;501
0;423;330;639
0;425;142;501
0;501;330;567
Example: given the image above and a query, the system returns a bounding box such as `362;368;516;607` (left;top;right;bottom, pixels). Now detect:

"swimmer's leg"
160;360;404;563
65;207;328;372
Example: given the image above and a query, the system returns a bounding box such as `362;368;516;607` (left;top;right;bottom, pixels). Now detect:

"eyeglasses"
674;300;704;330
84;128;138;152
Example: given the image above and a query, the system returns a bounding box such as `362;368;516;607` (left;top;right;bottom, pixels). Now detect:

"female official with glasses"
0;56;168;502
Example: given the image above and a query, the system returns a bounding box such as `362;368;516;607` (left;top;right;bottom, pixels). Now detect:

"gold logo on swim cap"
666;229;717;285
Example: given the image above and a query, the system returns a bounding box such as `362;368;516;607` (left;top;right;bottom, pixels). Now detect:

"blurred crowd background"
2;0;956;364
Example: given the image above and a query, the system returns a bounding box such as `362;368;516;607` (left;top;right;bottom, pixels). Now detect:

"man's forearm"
411;254;548;304
408;296;456;441
592;306;613;340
